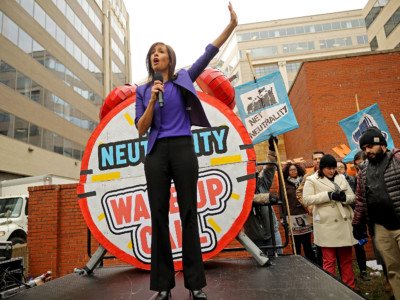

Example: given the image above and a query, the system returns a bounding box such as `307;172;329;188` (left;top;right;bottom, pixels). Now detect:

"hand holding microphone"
154;72;164;108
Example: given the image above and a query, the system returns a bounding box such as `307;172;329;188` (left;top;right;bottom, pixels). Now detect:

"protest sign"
235;71;298;144
339;103;394;162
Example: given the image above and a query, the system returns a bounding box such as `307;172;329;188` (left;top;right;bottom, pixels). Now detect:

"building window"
365;0;389;28
356;35;369;45
283;42;315;53
247;46;279;58
0;111;13;138
384;7;400;37
254;65;279;78
319;37;352;49
286;62;301;73
370;36;378;51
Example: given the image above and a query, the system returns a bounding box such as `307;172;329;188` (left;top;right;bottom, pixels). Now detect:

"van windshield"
0;197;23;218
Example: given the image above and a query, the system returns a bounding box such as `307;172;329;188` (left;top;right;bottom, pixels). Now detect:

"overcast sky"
126;0;368;83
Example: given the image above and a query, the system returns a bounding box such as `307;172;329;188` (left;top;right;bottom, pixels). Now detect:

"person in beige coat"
303;154;358;289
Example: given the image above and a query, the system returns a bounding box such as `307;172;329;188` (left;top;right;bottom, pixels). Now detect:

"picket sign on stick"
246;52;257;83
245;53;297;255
390;114;400;134
355;94;360;112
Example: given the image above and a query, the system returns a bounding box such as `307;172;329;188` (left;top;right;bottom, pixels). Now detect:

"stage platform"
11;256;364;299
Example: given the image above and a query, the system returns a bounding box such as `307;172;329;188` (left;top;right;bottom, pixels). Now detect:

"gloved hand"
269;194;279;205
268;136;278;152
353;224;368;240
329;190;346;202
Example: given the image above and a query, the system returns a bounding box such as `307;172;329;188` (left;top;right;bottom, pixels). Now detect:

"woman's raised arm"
212;2;238;49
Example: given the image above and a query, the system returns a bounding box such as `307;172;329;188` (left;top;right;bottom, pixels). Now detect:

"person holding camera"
302;154;357;289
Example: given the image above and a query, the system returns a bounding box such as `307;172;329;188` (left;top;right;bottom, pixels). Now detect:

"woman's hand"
228;1;238;28
212;2;238;48
150;80;164;104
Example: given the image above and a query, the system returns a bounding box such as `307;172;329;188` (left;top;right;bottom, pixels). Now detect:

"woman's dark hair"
145;42;177;85
283;162;305;179
337;161;347;171
354;150;366;163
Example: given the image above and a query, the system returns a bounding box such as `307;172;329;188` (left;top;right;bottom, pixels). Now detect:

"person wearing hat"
303;154;357;289
352;126;400;299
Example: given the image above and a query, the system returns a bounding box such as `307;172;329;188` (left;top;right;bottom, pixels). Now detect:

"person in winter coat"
352;127;400;299
282;162;315;262
303;154;357;289
243;136;283;256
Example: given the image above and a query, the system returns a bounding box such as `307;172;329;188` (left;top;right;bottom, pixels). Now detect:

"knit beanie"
359;126;387;148
319;154;337;170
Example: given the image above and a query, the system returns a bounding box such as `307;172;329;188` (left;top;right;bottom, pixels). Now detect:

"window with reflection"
20;0;34;16
254;64;279;78
3;15;18;45
42;129;53;151
0;111;13;137
16;73;31;98
33;2;45;28
28;124;41;147
356;35;369;45
286;62;301;73
63;139;72;157
54;134;63;154
30;80;43;103
18;28;32;54
0;61;17;90
248;46;278;58
365;0;389;28
370;36;378;51
384;7;400;37
283;42;315;53
14;117;29;143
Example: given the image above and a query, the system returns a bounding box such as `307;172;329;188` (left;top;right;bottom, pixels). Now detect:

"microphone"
154;72;164;108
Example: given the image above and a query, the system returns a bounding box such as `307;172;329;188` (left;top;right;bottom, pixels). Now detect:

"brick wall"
285;50;400;161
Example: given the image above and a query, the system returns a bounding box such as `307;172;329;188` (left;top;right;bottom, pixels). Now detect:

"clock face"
77;91;256;270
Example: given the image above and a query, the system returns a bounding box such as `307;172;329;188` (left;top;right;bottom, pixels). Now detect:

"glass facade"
365;0;389;28
237;18;365;42
0;110;85;160
384;7;400;37
16;0;104;84
0;12;102;106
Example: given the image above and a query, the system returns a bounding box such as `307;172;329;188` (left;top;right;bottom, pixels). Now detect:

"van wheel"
9;237;26;245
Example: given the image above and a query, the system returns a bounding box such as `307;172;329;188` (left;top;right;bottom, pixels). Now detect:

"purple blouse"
157;81;192;139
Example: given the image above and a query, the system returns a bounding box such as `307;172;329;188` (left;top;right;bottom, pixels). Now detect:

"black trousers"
145;136;206;291
293;232;316;263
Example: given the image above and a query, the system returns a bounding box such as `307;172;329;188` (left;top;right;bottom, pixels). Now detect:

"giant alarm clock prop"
77;68;256;270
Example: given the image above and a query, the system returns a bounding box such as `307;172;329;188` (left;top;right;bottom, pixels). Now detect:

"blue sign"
235;71;298;144
338;103;395;162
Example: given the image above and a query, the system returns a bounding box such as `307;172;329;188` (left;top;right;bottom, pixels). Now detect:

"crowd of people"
245;127;399;298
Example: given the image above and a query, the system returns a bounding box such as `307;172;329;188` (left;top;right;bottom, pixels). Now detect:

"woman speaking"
135;3;237;300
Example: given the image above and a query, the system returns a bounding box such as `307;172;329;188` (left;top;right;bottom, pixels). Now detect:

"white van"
0;175;77;244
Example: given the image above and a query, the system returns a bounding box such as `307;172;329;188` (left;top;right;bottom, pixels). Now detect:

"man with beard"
352;127;400;299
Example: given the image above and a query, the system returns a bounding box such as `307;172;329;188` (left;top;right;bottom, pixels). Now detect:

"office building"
0;0;130;180
213;9;371;91
363;0;400;50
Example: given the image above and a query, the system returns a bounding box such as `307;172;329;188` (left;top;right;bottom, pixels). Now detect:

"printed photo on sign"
287;214;312;235
241;83;278;115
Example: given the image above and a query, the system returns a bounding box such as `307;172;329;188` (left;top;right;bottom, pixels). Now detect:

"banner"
338;103;395;162
77;92;256;271
235;71;298;144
